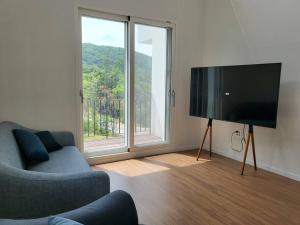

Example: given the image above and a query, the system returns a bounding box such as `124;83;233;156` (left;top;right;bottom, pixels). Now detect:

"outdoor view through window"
81;16;169;155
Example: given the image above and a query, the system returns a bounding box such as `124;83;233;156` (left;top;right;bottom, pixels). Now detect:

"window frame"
75;8;175;156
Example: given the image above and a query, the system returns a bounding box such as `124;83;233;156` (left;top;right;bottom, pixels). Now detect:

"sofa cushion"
27;146;91;173
36;131;63;152
13;129;49;163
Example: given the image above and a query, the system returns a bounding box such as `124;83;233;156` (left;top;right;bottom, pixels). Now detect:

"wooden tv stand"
196;119;257;175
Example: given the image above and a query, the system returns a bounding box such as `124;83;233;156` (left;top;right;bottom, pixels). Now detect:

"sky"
82;16;152;56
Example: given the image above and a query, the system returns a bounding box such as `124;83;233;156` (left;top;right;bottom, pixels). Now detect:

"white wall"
1;0;299;181
0;0;77;133
201;0;300;181
0;0;204;150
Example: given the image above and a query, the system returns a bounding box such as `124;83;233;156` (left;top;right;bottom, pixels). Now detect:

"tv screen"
190;63;282;128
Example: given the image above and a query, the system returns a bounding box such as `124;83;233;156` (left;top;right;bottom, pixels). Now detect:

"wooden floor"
93;150;300;225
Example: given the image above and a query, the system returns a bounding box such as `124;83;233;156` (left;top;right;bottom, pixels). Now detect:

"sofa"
0;190;139;225
0;121;139;225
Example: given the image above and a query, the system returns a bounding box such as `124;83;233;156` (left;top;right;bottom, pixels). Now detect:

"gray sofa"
0;190;139;225
0;121;110;219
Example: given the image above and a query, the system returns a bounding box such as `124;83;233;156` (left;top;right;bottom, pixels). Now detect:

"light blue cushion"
48;216;83;225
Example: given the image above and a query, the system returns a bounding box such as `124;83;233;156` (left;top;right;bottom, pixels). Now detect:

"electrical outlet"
235;130;241;136
231;130;243;151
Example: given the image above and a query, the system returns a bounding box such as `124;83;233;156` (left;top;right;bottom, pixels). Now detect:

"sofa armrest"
51;131;75;146
0;165;110;219
0;191;139;225
59;190;139;225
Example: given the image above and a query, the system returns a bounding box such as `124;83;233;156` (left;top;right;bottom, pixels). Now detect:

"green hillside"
82;43;152;101
82;43;153;136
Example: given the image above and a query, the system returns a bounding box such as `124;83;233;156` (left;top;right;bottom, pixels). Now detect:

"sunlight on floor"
94;159;169;177
146;153;211;167
94;153;211;177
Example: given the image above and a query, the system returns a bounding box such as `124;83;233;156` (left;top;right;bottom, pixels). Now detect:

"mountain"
82;43;152;73
82;43;152;101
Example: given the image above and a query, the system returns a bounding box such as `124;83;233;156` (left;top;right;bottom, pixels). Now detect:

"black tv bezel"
189;63;282;129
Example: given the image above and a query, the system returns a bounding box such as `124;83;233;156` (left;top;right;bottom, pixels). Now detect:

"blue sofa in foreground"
0;121;139;225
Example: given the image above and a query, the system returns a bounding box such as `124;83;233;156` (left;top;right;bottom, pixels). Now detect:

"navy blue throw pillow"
36;131;63;152
48;217;83;225
13;129;49;162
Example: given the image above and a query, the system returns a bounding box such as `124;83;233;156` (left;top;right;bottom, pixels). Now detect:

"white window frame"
75;7;176;157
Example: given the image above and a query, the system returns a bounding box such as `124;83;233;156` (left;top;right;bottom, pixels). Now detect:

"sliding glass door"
134;24;171;146
79;10;173;156
80;13;128;156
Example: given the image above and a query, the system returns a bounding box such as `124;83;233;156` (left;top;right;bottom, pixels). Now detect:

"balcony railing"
84;96;151;139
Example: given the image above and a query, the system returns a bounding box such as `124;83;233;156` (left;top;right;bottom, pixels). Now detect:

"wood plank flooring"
93;150;300;225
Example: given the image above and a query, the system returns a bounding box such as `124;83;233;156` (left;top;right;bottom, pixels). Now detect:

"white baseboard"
87;144;198;165
87;145;300;182
212;148;300;182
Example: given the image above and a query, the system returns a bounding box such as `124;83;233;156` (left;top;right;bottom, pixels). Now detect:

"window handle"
172;90;175;107
80;90;84;103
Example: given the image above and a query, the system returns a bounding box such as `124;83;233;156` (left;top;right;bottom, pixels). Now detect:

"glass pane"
81;16;127;155
134;24;168;146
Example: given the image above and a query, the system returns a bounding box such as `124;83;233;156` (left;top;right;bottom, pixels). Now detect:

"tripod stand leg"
251;133;257;170
241;132;251;175
196;126;209;161
209;125;212;159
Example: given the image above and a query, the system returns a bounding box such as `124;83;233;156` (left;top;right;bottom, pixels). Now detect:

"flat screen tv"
190;63;282;128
